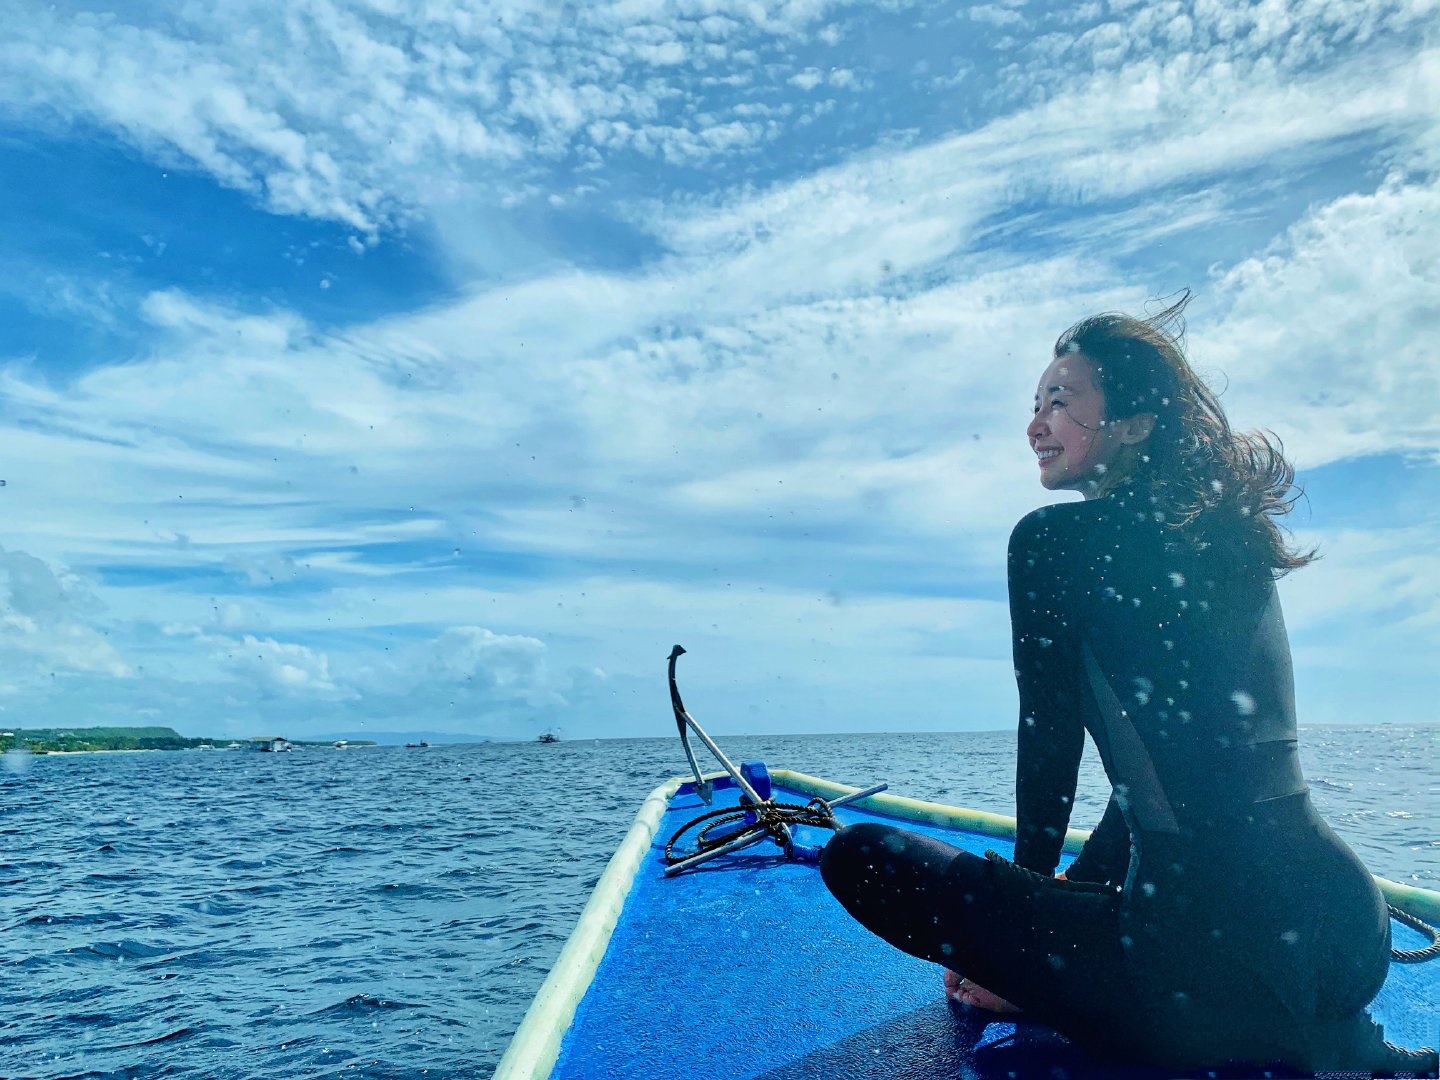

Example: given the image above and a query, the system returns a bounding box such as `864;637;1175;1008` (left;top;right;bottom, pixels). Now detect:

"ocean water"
1;726;1435;1079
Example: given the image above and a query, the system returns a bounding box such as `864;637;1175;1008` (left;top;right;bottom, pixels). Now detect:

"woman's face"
1027;351;1134;496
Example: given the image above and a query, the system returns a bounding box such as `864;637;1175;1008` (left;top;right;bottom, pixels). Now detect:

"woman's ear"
1116;412;1156;445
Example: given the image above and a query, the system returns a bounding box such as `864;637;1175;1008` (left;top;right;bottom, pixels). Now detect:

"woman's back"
1009;487;1392;1037
1013;490;1300;817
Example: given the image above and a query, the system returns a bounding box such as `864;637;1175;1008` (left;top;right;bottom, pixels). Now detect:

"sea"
2;726;1435;1080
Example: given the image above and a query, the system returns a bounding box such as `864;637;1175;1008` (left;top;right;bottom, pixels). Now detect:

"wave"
106;1025;197;1049
73;938;176;961
19;911;127;930
180;897;250;917
307;993;426;1017
371;881;462;900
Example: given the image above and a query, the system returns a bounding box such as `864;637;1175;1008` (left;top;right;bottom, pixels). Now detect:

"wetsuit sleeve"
1064;793;1129;885
1008;509;1086;876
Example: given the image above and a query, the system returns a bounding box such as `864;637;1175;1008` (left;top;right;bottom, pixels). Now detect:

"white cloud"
1283;525;1440;643
0;549;130;680
224;553;301;586
651;45;1438;277
1025;0;1434;78
1205;175;1440;467
1280;521;1440;725
212;633;348;697
968;5;1027;29
0;0;901;231
424;626;548;691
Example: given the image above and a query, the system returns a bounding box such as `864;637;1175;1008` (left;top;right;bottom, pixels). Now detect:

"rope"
663;797;840;866
1389;904;1440;964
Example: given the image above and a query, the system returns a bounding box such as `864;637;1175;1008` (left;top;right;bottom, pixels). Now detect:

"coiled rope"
1389;904;1440;964
664;797;840;866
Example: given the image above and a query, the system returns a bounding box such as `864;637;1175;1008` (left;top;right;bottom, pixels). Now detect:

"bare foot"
943;969;1022;1014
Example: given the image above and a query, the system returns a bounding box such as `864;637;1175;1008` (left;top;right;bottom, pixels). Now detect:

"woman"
820;295;1435;1074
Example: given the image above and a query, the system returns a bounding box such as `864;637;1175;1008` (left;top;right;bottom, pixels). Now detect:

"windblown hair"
1054;291;1316;574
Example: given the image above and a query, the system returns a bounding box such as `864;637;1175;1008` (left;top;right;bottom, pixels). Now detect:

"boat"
492;649;1440;1080
537;732;560;744
404;740;430;748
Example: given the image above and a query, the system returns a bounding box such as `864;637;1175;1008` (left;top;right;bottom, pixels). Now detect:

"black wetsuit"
821;490;1416;1072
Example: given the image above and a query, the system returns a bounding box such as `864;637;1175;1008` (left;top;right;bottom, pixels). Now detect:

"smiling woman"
821;296;1437;1074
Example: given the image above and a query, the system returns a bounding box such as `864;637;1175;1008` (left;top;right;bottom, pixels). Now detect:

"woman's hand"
943;968;1022;1014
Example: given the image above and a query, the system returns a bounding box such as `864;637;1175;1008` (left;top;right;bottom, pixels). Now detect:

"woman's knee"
820;822;959;909
820;823;982;969
819;822;893;900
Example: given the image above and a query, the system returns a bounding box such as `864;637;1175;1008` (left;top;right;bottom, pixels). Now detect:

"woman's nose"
1026;411;1046;439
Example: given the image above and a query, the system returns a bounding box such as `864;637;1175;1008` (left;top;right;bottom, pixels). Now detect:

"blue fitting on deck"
740;761;772;800
740;761;771;826
787;843;824;865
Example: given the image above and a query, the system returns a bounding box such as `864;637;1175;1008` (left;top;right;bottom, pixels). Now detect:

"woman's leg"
820;822;1436;1073
819;822;979;966
819;822;1131;1039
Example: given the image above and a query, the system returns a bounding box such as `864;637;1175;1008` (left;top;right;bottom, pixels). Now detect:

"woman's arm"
1007;509;1087;876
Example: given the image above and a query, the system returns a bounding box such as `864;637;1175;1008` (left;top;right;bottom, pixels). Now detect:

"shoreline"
5;747;181;758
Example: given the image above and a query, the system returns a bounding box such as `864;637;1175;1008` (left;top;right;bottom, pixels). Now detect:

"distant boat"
226;742;241;751
404;740;431;749
250;737;293;753
537;732;560;744
333;740;349;750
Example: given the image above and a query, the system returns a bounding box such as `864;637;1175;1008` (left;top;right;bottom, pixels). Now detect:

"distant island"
0;726;376;754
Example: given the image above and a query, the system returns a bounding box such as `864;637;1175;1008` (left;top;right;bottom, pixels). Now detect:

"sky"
0;0;1437;744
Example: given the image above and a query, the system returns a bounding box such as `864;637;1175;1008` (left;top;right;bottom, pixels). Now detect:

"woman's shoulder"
1008;497;1115;549
1008;493;1171;581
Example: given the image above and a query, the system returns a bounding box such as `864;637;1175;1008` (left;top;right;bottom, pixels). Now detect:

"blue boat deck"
541;774;1438;1080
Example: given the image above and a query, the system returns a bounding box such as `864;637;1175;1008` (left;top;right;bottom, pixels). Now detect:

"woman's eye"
1050;399;1066;409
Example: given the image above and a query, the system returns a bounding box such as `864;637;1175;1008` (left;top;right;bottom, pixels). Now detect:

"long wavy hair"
1055;291;1316;574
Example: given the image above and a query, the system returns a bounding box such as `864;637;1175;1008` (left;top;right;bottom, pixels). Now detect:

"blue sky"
0;0;1437;742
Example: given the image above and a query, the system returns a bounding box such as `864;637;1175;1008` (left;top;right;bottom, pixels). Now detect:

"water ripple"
307;993;426;1017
